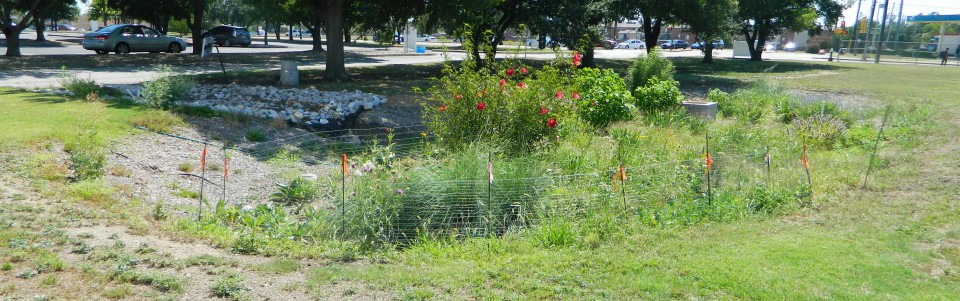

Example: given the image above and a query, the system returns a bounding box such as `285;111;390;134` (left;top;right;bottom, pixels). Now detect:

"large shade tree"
1;0;74;56
674;0;737;63
735;0;844;61
616;0;679;53
540;0;618;68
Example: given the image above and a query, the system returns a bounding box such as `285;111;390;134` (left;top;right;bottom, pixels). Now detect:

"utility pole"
876;0;891;63
894;1;905;44
863;0;877;61
853;0;864;53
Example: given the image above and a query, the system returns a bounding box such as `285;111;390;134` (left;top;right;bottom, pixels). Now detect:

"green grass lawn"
0;90;157;147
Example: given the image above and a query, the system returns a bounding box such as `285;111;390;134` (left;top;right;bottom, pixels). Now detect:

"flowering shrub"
633;78;684;112
423;57;577;153
572;68;635;127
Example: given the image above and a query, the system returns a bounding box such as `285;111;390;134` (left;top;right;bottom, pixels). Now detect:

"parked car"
55;24;79;31
692;40;725;50
616;39;645;49
81;24;186;54
202;25;251;47
660;39;689;49
417;35;438;42
783;42;797;52
764;43;777;51
285;29;312;38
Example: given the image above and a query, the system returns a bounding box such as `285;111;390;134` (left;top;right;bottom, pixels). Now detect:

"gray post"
875;0;890;63
863;0;877;61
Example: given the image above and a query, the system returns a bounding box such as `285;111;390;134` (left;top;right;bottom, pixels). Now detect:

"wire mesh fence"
141;125;816;245
835;40;959;65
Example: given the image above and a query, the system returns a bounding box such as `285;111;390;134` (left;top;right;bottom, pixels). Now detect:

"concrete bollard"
681;101;718;120
279;61;299;86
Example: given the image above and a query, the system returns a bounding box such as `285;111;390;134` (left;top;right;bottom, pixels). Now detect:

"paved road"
2;31;843;89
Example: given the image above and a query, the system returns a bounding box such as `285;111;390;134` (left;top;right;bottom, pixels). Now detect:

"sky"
843;0;960;24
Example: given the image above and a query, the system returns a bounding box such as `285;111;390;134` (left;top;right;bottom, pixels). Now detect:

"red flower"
593;101;598;106
455;94;462;100
483;89;488;95
518;82;526;89
547;118;557;128
440;104;446;112
507;69;515;76
540;106;548;115
573;92;580;99
522;67;528;74
477;102;486;111
500;78;506;86
555;90;563;100
573;51;581;66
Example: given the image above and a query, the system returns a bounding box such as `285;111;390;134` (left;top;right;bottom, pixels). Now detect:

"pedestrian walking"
940;48;950;66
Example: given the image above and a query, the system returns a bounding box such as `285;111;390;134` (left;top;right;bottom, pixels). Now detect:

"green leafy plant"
64;129;106;182
572;67;634;127
246;130;267;142
271;178;319;207
626;48;675;93
634;78;684;112
211;274;247;299
141;65;196;109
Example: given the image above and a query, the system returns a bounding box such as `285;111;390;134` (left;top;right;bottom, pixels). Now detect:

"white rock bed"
179;84;388;126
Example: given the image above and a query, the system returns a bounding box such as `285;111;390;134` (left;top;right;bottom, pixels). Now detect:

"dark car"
660;39;689;49
81;24;186;54
201;25;251;47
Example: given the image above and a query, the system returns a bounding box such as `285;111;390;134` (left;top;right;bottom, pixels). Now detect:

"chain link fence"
834;40;960;65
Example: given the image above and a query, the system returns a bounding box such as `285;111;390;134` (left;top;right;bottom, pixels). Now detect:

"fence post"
198;143;207;222
487;152;493;235
221;145;227;211
705;132;712;206
341;153;347;239
862;105;892;189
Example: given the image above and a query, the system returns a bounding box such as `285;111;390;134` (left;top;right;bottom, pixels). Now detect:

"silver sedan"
81;24;186;55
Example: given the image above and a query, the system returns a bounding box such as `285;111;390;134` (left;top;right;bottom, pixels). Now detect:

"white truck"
930;35;960;53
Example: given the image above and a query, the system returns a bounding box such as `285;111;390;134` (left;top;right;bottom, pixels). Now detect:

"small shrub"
633;78;684;112
67;180;115;204
246;130;267;142
141;65;197;109
152;203;169;221
841;124;877;149
1;262;12;271
791;115;848;149
776;99;852;126
746;185;788;213
210;274;247;298
626;48;675;93
175;189;200;199
58;68;101;99
572;67;634;127
177;162;194;173
65;130;106;181
40;275;57;286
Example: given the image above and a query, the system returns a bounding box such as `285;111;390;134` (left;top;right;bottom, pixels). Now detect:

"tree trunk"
702;43;714;64
263;20;269;45
642;17;662;54
3;28;22;56
189;0;206;54
309;13;325;52
35;18;46;42
343;26;350;43
323;0;349;82
583;46;595;68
